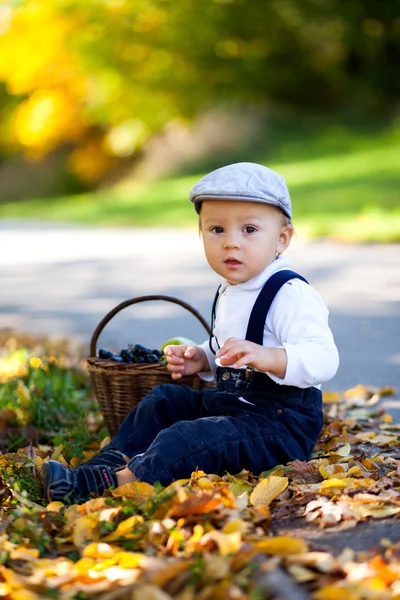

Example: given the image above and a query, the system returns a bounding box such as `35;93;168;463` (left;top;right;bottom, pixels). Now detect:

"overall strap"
245;270;308;346
209;284;221;354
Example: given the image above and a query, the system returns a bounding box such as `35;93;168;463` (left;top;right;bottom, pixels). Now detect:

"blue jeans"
104;371;323;486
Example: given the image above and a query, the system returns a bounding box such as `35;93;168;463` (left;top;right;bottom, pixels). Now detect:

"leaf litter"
0;334;399;598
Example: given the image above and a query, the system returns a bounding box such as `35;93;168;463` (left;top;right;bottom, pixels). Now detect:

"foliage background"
0;0;399;239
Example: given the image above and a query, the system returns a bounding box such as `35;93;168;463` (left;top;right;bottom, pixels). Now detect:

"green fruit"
160;336;197;352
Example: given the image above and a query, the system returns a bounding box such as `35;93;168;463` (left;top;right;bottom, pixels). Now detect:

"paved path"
1;220;399;410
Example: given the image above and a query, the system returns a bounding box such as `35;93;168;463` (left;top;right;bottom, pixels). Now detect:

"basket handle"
89;295;211;357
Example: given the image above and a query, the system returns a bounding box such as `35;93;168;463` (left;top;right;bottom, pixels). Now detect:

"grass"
1;117;399;242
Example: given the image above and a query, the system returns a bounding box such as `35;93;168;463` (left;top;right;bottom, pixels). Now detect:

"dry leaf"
254;536;308;556
250;476;289;506
72;514;100;547
102;515;145;542
111;481;157;500
167;491;222;518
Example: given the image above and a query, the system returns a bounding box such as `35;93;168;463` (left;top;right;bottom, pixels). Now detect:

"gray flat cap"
189;162;292;219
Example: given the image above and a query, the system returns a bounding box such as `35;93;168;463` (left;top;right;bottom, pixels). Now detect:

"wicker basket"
85;295;215;436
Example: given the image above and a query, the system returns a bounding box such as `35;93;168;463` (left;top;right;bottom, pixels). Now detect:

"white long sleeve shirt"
199;256;339;389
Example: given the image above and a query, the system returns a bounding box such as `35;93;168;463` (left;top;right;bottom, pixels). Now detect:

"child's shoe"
75;449;127;470
42;461;118;504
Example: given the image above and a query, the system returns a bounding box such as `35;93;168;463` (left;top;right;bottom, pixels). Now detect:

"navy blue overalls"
107;271;324;486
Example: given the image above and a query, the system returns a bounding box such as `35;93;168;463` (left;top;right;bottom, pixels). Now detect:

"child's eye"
243;226;257;233
211;226;224;234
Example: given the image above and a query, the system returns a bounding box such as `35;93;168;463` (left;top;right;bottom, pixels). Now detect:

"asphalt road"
1;220;399;411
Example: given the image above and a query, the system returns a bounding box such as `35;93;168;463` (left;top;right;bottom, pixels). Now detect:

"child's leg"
43;384;205;503
76;383;205;470
103;383;205;457
125;410;283;486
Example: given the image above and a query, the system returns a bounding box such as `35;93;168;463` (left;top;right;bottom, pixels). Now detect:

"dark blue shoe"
75;449;127;470
43;460;118;505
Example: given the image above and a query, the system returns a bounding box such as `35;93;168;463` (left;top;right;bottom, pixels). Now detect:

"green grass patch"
1;119;399;242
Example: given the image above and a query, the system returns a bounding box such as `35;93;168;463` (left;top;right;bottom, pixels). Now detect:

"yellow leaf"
380;413;394;424
191;469;207;478
314;584;359;600
347;465;362;477
361;459;378;471
46;501;64;512
286;551;335;573
254;536;308;556
74;557;96;575
357;505;400;519
222;519;248;534
203;530;242;556
196;477;214;490
78;497;107;515
319;465;339;479
111;481;156;500
355;431;376;441
0;584;12;596
320;478;346;490
148;560;194;587
9;547;40;561
11;590;41;600
322;391;341;404
0;566;26;589
287;564;317;582
372;434;399;446
163;479;190;494
102;515;144;542
72;513;100;547
344;384;369;399
334;443;351;457
187;524;204;548
250;476;288;506
57;454;69;466
83;543;115;559
100;436;111;449
114;552;146;569
378;386;396;397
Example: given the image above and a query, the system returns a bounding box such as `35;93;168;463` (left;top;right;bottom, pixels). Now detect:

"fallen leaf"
111;481;157;500
250;476;289;506
167;491;222;518
102;515;145;542
72;514;100;547
254;536;308;556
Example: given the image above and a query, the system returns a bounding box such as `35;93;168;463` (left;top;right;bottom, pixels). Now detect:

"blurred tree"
0;0;399;184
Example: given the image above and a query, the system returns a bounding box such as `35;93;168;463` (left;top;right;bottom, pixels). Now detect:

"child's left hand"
216;337;287;378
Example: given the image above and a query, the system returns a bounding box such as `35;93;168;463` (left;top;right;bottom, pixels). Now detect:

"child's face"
200;200;293;284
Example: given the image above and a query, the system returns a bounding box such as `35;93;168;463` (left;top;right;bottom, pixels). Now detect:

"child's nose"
223;233;240;248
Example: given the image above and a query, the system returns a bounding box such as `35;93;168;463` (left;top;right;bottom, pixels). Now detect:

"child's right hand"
164;345;208;380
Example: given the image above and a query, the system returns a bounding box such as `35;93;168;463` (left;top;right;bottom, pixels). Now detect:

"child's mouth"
224;258;242;267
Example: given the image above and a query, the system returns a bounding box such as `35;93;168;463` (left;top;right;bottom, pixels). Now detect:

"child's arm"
216;281;339;388
216;339;287;378
164;344;210;380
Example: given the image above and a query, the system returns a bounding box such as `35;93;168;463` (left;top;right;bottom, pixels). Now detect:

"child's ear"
277;225;294;254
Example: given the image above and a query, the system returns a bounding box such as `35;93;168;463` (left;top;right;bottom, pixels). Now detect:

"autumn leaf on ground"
285;459;323;483
167;490;222;518
250;476;288;506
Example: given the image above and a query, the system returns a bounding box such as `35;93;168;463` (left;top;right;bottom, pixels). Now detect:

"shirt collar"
219;255;292;294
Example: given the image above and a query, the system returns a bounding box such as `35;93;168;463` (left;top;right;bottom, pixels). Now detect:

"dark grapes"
145;353;159;363
98;348;113;359
98;344;165;364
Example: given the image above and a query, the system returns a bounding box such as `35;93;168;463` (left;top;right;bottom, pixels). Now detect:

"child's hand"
164;345;208;380
216;337;287;378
